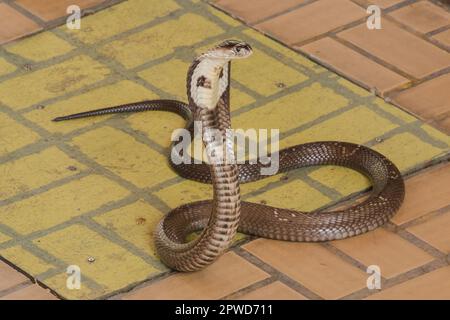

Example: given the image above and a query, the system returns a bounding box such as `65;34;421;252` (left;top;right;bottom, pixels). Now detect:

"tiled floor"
212;0;450;133
0;0;123;45
119;162;450;300
0;0;449;300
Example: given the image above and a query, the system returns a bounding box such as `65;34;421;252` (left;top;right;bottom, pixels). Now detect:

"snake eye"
235;46;241;53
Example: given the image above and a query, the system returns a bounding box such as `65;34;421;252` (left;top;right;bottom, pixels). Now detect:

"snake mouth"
231;42;253;59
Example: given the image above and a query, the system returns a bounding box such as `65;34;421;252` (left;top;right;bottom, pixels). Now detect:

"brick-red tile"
299;37;409;94
0;3;42;45
214;0;308;24
389;1;450;34
338;20;450;78
255;0;366;45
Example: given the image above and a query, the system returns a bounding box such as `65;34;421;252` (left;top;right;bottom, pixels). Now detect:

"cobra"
53;40;405;272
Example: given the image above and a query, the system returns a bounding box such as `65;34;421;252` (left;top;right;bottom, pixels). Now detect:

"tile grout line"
220;276;278;300
232;247;324;300
328;34;417;81
0;279;33;298
209;0;319;27
343;259;448;299
1;0;127;46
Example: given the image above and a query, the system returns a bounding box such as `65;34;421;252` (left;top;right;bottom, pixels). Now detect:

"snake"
53;40;405;272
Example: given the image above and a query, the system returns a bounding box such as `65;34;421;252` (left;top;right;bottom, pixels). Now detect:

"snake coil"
53;40;405;272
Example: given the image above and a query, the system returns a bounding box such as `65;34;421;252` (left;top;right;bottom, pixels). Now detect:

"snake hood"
189;40;252;110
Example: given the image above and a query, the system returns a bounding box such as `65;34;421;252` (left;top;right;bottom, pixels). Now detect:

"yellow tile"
0;147;86;201
0;175;130;235
25;80;158;134
127;111;186;149
233;83;347;133
282;106;398;148
0;232;11;244
246;179;331;212
34;224;160;293
421;124;450;147
373;132;447;172
5;32;74;62
243;28;320;71
240;174;282;196
230;88;255;111
0;57;16;76
374;99;417;123
42;272;105;300
70;127;177;188
93;200;164;259
66;0;180;44
308;166;371;197
98;13;223;69
0;246;53;275
0;112;39;156
155;180;212;209
0;55;110;110
337;78;371;97
233;49;308;96
138;59;190;101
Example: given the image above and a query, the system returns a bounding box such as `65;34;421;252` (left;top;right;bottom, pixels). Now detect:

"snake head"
203;39;253;60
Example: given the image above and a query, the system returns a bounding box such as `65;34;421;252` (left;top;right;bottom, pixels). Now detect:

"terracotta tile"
389;1;450;34
237;281;307;300
436;116;450;133
433;28;450;47
408;212;450;254
0;284;57;300
338;20;450;78
299;37;409;93
123;252;269;300
352;0;405;9
391;163;450;225
255;0;366;45
0;261;28;292
391;73;450;121
15;0;105;22
332;229;434;278
214;0;308;24
243;239;367;299
0;3;42;45
366;266;450;299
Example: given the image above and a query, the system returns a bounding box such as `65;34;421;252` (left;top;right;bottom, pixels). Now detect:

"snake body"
54;40;405;272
